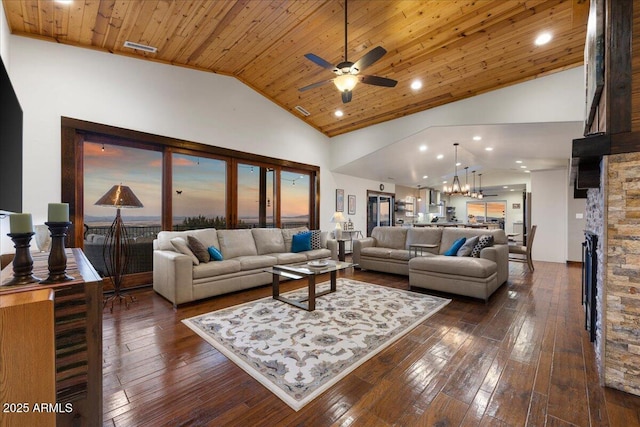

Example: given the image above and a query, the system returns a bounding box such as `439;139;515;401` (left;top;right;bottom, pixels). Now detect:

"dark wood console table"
1;248;103;426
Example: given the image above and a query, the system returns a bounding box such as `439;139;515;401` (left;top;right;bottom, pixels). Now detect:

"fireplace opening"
582;231;598;342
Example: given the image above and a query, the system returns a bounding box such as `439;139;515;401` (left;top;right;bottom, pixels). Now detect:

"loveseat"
153;227;337;307
353;226;509;301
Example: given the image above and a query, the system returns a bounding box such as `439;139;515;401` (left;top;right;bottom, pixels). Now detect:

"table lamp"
331;211;346;239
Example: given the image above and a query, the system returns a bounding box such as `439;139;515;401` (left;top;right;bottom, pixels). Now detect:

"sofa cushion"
156;229;220;251
457;236;479;257
444;237;466;256
409;256;497;278
270;252;307;264
217;229;258;259
361;246;392;259
235;255;277;270
406;228;442;253
292;232;312;253
389;249;411;261
471;235;494;258
282;227;309;251
304;248;332;260
192;259;241;279
252;228;286;255
371;227;408;250
171;237;200;265
187;235;211;263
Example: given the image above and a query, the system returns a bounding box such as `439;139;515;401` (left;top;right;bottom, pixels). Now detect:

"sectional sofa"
353;226;509;302
153;227;337;307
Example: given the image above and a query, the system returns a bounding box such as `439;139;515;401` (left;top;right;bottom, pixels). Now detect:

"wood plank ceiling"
3;0;589;137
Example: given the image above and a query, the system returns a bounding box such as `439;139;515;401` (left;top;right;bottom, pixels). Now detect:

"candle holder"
40;221;75;284
4;232;42;286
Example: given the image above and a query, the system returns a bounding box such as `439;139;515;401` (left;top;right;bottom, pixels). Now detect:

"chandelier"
469;170;484;199
443;143;466;196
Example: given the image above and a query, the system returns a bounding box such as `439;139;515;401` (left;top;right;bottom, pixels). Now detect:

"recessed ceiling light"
422;175;428;179
411;80;423;90
437;154;444;160
520;165;527;169
525;170;531;173
456;162;461;166
535;32;552;46
334;110;344;117
485;147;493;151
55;0;73;4
443;180;448;184
503;186;508;189
419;145;427;152
510;189;515;191
473;136;482;141
516;160;523;164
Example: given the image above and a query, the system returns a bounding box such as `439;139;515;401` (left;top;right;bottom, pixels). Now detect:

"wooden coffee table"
265;260;355;311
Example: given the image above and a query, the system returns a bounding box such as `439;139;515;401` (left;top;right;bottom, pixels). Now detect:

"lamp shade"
331;212;346;223
95;185;144;209
334;74;358;92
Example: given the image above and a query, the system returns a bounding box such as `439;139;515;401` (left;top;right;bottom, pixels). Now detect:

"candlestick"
39;221;75;284
48;203;69;223
9;213;33;234
3;232;42;286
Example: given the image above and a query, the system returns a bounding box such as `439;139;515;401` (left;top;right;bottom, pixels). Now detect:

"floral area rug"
182;279;450;411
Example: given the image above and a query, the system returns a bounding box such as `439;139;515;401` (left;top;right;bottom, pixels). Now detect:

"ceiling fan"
298;0;397;103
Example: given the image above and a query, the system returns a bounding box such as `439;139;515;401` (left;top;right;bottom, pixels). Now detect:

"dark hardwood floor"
102;261;640;426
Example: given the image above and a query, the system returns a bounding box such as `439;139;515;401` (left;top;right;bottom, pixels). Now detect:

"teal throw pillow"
207;246;224;261
444;237;466;256
292;232;312;253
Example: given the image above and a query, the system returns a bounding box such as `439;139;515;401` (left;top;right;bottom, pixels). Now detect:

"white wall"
531;169;569;263
330;67;586;170
1;35;335;253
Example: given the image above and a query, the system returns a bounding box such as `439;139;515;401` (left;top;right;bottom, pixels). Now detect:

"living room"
1;1;640;426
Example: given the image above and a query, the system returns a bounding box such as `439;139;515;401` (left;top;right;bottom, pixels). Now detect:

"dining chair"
509;225;537;271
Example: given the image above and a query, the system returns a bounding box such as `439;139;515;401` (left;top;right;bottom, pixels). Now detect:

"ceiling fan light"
334;74;358;92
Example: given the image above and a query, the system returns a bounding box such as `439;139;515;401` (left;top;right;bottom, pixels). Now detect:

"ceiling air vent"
295;105;311;117
123;41;158;53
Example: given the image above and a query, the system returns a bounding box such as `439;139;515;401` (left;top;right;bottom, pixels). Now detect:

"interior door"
367;192;394;236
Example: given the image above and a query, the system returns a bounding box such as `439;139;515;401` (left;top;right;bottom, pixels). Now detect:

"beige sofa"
353;226;509;302
153;227;337;307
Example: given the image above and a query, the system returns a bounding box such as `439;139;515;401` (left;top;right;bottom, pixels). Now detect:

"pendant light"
477;173;484;199
443;143;464;195
471;170;478;198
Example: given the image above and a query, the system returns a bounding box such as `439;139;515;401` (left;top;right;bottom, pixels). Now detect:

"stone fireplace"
584;153;640;396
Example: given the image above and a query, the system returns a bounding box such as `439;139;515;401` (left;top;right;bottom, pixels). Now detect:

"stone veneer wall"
605;152;640;396
586;183;605;376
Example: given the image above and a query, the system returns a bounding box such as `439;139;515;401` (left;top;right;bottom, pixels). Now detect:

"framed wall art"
348;195;356;215
336;189;344;212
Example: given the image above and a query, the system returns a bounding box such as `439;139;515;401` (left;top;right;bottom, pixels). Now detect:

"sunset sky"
84;142;310;222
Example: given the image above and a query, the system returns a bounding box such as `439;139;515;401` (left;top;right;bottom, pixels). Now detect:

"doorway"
367;191;395;236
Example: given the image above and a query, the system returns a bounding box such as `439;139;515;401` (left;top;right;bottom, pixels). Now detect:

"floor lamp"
95;184;143;312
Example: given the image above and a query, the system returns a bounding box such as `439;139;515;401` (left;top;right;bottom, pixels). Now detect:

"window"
62;118;320;288
281;171;310;228
83;140;162;277
173;153;227;230
466;201;506;227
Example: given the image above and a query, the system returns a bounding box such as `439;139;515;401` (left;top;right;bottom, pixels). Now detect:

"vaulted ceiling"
3;0;588;138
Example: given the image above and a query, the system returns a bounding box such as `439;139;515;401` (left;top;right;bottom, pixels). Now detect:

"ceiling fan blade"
352;46;387;73
341;90;352;103
299;79;333;92
304;53;335;70
361;75;398;87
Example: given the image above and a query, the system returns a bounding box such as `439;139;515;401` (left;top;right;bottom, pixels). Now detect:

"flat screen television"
0;56;23;214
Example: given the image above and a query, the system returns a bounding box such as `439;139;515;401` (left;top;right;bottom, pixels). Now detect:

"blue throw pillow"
444;237;466;256
207;246;224;261
291;232;312;253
